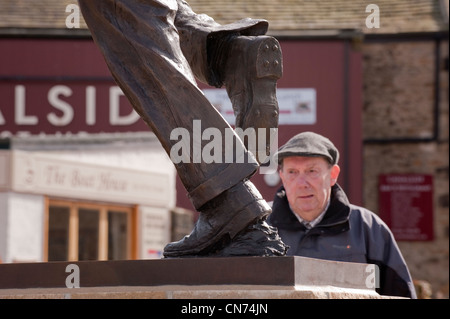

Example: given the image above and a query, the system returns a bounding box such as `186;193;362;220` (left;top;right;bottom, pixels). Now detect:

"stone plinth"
0;285;385;299
0;256;392;299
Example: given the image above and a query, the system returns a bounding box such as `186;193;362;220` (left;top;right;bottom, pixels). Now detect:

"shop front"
0;134;176;263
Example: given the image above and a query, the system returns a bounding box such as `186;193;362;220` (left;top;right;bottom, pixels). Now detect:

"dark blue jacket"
268;184;417;298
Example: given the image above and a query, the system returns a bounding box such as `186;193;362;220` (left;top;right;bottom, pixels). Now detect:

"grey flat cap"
275;131;339;165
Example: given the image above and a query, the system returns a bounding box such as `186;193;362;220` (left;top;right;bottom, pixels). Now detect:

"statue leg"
78;0;287;257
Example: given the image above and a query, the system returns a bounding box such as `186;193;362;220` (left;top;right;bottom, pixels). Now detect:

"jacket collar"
269;183;351;231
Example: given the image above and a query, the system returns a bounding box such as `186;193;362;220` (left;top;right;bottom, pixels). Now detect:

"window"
45;199;136;261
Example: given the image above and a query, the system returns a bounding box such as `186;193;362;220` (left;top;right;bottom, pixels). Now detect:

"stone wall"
362;38;449;298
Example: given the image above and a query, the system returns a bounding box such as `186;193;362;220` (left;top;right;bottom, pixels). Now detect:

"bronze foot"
163;180;271;257
207;218;289;257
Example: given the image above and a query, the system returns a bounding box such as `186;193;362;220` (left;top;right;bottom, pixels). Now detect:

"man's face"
279;156;340;221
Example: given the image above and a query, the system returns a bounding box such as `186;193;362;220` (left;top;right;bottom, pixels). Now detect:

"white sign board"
139;206;171;259
2;150;173;207
203;88;316;125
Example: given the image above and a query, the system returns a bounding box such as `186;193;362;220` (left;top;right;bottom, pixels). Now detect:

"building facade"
0;0;448;298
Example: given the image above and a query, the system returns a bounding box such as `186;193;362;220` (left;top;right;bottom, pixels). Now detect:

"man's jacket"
267;184;417;298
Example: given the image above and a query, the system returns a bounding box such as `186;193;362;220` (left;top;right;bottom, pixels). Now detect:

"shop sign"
1;84;316;137
0;150;173;207
0;83;147;137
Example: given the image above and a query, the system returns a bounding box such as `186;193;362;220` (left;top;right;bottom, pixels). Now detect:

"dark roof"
0;0;448;36
0;0;87;29
189;0;448;35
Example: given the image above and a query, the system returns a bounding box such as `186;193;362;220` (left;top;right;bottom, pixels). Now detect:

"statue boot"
163;179;287;257
224;35;283;164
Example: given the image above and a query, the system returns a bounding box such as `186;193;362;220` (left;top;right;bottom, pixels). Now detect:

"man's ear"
330;164;340;185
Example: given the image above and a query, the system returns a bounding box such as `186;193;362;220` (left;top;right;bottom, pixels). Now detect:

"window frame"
44;198;137;262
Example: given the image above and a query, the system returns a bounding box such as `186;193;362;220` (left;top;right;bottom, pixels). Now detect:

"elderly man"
268;131;417;298
78;0;287;257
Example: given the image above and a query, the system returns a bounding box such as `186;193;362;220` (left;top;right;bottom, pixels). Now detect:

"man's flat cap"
275;131;339;165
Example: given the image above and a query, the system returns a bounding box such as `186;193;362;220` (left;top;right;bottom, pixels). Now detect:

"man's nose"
295;174;310;187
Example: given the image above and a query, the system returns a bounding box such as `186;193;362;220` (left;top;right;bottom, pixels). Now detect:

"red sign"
378;174;434;241
0;81;149;137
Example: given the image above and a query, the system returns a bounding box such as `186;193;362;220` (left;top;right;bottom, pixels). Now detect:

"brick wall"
362;38;449;298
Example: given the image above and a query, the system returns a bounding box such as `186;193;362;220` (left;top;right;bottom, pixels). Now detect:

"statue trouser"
79;0;288;257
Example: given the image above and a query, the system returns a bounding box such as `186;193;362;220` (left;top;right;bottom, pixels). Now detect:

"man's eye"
308;169;320;176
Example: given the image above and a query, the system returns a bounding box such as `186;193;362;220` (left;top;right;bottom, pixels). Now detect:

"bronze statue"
78;0;288;257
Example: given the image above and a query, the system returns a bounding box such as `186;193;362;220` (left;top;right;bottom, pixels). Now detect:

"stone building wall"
362;38;449;298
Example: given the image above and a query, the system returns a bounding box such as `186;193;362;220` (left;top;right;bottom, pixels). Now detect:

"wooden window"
44;199;137;261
